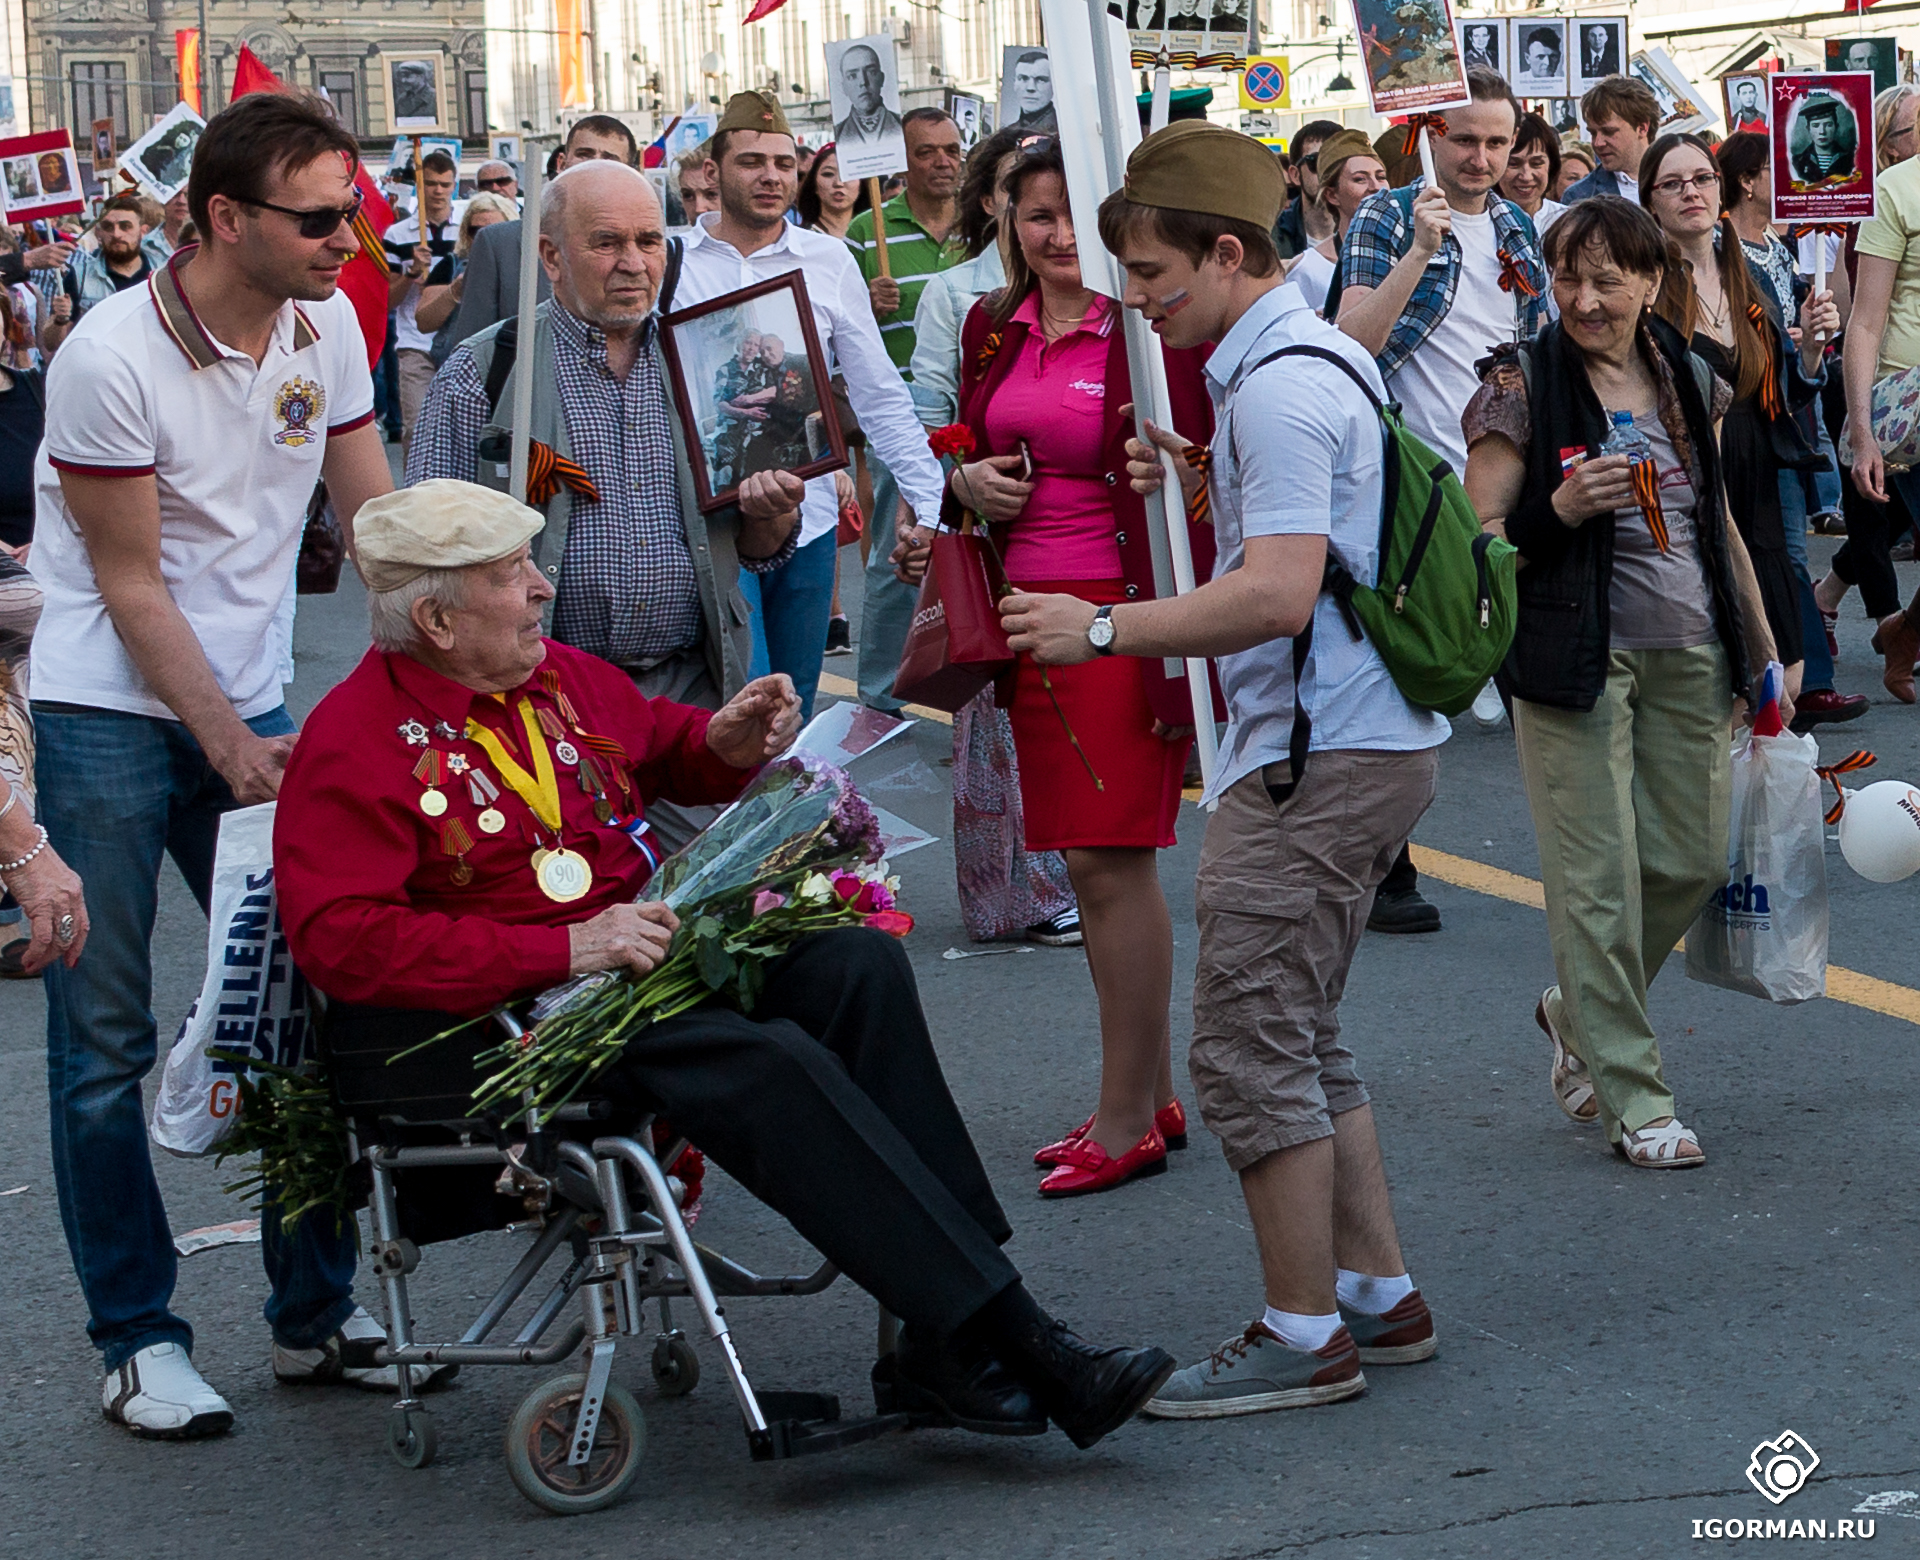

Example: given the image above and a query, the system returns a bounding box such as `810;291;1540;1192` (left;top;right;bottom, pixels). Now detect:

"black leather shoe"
874;1328;1048;1436
1002;1319;1176;1450
1367;886;1441;934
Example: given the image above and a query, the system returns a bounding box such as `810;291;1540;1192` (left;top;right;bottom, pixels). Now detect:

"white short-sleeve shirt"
1200;284;1448;805
32;249;374;721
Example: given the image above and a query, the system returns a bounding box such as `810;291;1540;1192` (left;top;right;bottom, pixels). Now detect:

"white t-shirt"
384;206;465;354
1386;204;1517;475
1199;285;1449;805
32;253;374;720
1287;245;1337;316
1614;171;1639;203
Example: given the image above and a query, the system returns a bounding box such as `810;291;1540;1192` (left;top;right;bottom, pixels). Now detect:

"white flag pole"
507;148;546;507
1150;49;1173;134
1073;0;1217;790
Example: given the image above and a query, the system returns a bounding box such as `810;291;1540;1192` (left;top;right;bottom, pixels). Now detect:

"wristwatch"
1087;605;1117;656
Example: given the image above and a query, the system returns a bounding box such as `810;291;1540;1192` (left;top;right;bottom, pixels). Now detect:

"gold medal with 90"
531;846;592;903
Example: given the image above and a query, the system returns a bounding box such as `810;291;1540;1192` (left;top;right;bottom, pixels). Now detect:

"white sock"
1335;1269;1415;1315
1260;1306;1342;1352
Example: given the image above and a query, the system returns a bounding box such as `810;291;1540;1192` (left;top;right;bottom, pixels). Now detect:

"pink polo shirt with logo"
985;291;1122;582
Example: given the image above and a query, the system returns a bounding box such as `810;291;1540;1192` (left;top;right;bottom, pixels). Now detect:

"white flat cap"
354;480;545;593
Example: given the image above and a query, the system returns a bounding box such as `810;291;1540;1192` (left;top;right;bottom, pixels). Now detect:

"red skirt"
1004;578;1190;851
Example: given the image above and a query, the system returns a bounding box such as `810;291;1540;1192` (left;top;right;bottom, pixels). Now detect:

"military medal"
398;719;429;747
433;720;460;741
412;751;450;817
467;770;505;833
447;753;471;776
441;818;475;886
530;844;592;902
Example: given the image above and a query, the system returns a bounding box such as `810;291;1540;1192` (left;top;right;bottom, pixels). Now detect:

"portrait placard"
1458;17;1501;76
1349;0;1470;118
382;52;447;134
1568;16;1627;97
490;133;524;164
946;89;987;149
118;101;204;202
0;129;84;222
1771;71;1876;224
1509;18;1568;98
1128;0;1255;66
1826;37;1897;95
659;272;850;515
1722;71;1769;136
89;117;114;178
998;46;1057;134
1628;48;1714;135
825;33;906;180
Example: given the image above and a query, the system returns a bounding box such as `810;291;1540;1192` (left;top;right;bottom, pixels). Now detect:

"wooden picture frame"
658;271;849;516
381;51;447;134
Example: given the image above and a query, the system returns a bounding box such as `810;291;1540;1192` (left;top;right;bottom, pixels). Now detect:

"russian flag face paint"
1155;287;1193;316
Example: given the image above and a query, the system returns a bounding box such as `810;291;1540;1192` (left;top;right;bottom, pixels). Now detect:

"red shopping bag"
891;524;1013;713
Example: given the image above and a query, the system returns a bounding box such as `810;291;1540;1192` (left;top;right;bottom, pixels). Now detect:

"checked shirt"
1340;180;1546;380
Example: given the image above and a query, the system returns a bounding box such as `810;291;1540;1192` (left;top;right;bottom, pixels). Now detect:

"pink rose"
751;889;788;917
830;871;863;904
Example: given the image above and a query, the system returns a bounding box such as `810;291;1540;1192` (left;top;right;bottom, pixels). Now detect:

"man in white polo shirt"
678;91;943;719
34;90;399;1440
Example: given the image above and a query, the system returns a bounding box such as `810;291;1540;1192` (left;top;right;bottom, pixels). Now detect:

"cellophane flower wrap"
471;754;910;1115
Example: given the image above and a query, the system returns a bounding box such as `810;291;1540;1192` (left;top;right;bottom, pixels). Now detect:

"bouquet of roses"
467;753;910;1115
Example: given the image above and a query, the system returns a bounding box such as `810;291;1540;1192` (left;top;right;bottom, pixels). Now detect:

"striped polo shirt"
845;196;963;377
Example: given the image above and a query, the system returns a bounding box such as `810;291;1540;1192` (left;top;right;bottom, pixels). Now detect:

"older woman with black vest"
940;141;1215;1198
1462;197;1783;1170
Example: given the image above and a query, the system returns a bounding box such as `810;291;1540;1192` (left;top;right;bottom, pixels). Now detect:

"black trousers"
598;927;1020;1336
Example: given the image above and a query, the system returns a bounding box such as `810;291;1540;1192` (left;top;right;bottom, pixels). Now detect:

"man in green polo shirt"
847;107;964;708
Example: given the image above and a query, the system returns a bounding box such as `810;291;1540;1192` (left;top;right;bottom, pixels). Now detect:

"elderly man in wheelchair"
271;483;1174;1504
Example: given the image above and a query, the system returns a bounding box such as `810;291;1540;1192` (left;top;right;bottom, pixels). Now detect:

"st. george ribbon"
1039;0;1219;794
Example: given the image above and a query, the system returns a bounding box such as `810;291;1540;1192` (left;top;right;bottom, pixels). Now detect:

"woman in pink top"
940;142;1215;1199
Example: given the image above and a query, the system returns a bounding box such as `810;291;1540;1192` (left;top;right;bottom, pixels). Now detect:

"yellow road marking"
820;678;1920;1025
1412;844;1920;1028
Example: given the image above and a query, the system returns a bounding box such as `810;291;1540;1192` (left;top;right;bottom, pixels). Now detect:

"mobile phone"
1016;439;1034;482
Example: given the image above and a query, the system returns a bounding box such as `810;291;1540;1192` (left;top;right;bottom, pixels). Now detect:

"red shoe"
1037;1127;1167;1198
1035;1100;1188;1167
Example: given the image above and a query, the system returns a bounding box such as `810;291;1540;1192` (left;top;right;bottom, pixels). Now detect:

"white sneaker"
1470;679;1506;729
272;1306;456;1393
102;1341;234;1439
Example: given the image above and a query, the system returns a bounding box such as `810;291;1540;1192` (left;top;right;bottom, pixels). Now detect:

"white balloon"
1836;780;1920;884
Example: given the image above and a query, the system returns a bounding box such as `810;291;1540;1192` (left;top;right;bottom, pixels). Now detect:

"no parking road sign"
1239;56;1291;110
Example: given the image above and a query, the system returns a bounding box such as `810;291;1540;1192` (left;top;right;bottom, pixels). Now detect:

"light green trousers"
1512;644;1731;1140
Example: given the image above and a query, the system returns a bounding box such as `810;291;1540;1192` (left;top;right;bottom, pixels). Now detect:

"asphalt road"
5;532;1920;1559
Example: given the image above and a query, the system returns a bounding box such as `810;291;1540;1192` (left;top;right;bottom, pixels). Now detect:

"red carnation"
928;424;976;461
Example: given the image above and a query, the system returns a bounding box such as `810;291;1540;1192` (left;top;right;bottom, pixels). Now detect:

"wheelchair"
320;1000;919;1515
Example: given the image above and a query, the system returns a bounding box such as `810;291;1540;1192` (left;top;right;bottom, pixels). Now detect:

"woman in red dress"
943;142;1215;1198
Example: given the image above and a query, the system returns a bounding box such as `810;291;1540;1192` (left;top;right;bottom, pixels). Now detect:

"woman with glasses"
1461;197;1787;1168
1641;134;1838;706
935;141;1214;1197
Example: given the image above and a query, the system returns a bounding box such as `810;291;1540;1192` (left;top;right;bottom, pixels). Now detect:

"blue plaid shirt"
1339;180;1546;380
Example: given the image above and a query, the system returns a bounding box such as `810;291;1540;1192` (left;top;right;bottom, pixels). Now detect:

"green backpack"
1248;345;1518;719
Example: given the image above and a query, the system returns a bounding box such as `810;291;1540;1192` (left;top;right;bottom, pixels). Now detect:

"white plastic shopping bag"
150;802;317;1156
1685;725;1829;1005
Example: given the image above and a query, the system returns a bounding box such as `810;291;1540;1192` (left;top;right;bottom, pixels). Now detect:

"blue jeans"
38;703;358;1370
854;454;916;711
738;531;840;721
1778;467;1835;693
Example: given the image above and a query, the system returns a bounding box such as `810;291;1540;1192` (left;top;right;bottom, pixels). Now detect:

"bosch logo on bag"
1710;873;1772;927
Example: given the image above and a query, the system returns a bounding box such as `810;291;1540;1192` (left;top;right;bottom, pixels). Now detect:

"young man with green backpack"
1001;120;1513;1419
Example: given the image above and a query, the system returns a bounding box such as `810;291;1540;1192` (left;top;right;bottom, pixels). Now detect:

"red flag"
742;0;790;22
229;44;394;369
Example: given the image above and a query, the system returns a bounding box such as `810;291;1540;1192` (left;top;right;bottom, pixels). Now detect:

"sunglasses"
477;175;516;190
238;187;364;239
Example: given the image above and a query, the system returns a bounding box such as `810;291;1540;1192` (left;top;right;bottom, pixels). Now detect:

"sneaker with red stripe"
1337;1290;1438;1365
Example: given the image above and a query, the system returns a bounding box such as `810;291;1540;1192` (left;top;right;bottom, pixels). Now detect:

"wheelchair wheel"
504;1373;645;1515
651;1335;699;1397
388;1404;438;1470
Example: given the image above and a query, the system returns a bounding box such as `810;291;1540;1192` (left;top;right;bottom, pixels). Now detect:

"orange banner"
176;29;201;115
555;0;588;108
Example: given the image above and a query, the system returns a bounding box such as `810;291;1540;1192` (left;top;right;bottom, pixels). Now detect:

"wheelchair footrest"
747;1392;913;1461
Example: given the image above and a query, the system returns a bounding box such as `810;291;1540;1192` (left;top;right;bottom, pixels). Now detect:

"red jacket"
274;640;752;1015
944;297;1217;725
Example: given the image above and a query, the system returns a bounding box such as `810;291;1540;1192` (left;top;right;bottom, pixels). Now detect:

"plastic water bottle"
1599;409;1653;469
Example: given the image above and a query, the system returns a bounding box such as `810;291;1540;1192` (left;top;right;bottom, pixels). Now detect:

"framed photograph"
1509;18;1568;98
945;89;987;150
1826;37;1898;95
88;116;113;177
1723;71;1770;136
659;272;849;515
1351;0;1470;117
490;133;523;164
825;33;906;181
1569;17;1627;96
1209;0;1255;50
381;51;447;134
0;129;84;222
998;46;1057;134
1459;18;1501;76
664;112;717;159
117;101;203;202
1772;71;1876;224
1628;48;1714;134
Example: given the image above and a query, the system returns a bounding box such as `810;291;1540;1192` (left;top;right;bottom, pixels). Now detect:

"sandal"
1535;990;1597;1124
1616;1118;1705;1168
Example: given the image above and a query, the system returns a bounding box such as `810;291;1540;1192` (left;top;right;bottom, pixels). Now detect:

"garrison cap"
717;90;793;138
1311;128;1379;176
1121;120;1288;230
